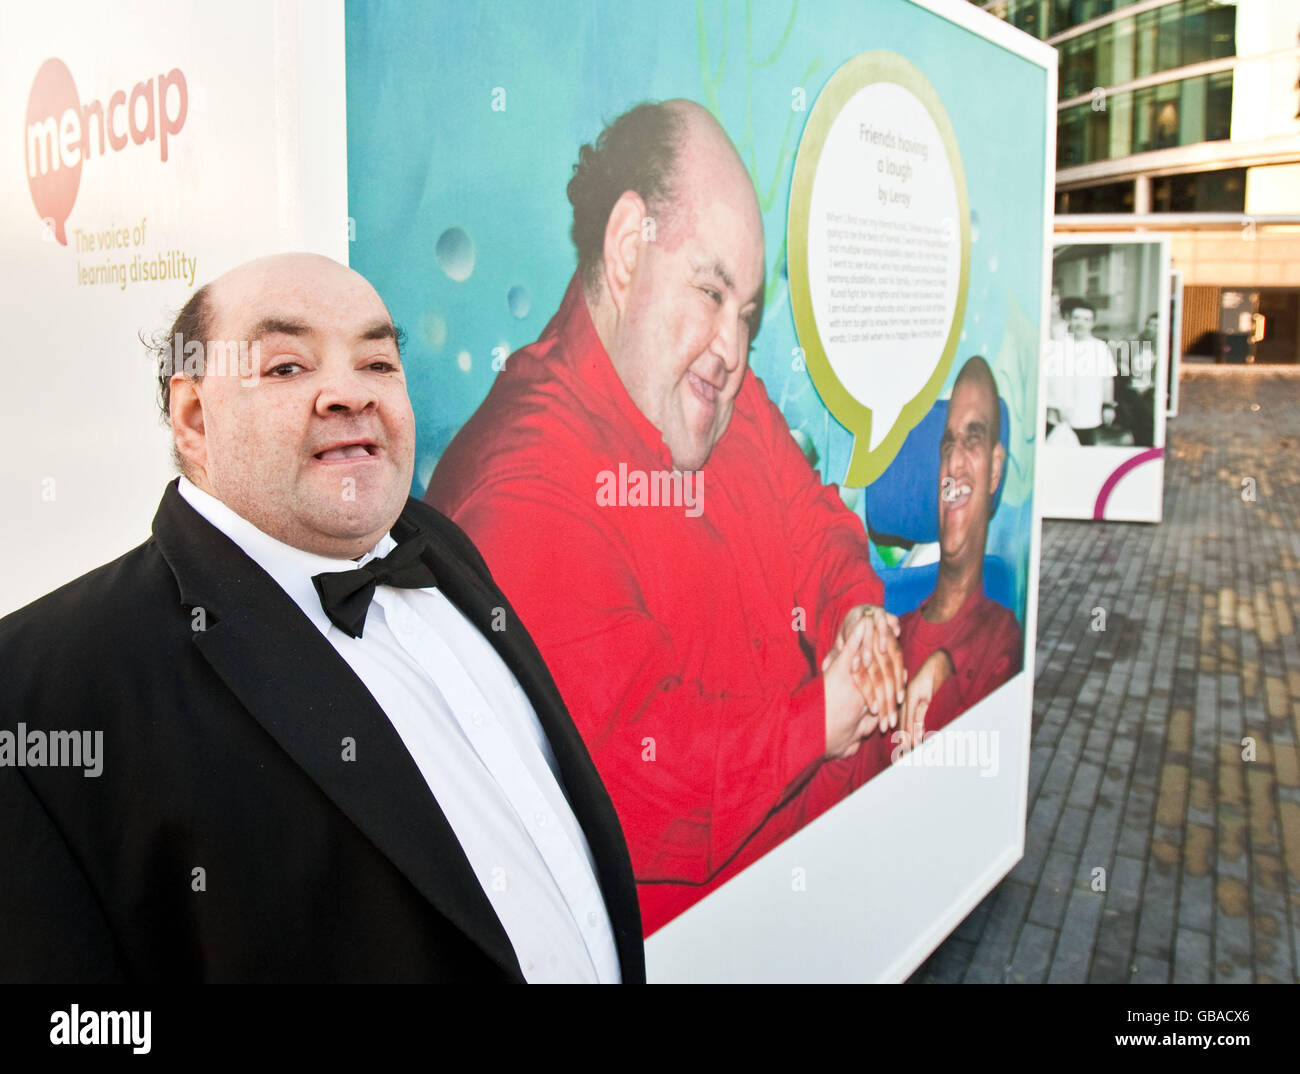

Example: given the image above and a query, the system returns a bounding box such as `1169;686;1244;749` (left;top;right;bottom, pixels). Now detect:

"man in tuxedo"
0;253;643;983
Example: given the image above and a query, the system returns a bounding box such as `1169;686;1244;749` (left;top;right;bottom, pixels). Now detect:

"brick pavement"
911;367;1300;984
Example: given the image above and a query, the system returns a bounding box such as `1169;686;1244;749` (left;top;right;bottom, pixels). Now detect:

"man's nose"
712;313;746;375
947;440;974;474
316;362;378;414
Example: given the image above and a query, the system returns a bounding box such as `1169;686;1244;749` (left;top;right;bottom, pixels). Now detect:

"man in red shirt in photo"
792;356;1025;817
429;99;904;934
892;356;1025;751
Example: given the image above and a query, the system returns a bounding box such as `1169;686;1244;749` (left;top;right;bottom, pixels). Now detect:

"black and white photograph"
1046;238;1168;449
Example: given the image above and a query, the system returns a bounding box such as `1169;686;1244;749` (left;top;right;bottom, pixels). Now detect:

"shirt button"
535;810;547;829
752;637;762;649
548;954;559;971
525;960;535;974
586;911;598;928
472;711;484;726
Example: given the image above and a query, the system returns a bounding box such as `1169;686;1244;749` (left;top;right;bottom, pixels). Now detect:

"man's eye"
268;362;302;377
699;286;721;304
367;360;399;373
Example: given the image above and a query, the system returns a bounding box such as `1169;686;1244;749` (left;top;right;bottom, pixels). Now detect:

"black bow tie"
312;536;438;638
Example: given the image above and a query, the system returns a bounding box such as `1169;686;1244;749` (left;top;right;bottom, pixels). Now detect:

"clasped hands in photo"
821;605;953;760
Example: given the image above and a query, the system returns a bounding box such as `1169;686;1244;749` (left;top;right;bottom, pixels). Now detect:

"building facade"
977;0;1300;362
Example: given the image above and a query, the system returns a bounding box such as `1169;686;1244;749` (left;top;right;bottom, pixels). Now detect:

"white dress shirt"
1060;336;1115;428
178;478;620;983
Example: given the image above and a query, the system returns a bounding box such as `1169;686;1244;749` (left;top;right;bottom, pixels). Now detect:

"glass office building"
976;0;1300;362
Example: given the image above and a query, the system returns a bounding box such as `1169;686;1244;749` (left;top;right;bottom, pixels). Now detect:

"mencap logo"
24;57;188;245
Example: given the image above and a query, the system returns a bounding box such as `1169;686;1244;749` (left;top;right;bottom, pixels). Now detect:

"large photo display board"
346;0;1055;980
1042;234;1171;523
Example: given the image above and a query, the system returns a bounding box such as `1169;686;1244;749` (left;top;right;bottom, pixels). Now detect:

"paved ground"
911;366;1300;984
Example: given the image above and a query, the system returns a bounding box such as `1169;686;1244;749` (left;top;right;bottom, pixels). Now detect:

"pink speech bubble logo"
25;58;82;246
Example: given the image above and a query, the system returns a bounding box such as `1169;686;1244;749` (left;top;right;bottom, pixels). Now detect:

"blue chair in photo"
864;396;1014;618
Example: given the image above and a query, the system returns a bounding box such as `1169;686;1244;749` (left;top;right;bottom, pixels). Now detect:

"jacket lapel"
399;503;646;981
151;481;524;981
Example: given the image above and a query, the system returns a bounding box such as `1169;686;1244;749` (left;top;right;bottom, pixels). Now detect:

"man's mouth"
313;441;379;462
942;481;972;508
686;371;721;407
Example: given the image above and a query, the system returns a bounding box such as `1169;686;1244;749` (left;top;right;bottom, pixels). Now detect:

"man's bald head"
153;253;402;427
951;354;1001;446
568;101;685;291
568;99;762;319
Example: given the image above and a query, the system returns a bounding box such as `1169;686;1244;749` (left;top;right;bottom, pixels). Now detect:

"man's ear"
170;376;208;480
601;190;648;315
990;440;1005;503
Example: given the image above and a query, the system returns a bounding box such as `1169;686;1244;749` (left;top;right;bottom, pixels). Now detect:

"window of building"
1180;73;1207;145
1049;1;1241;164
1205;70;1232;140
1056;1;1238;99
1058;68;1234;166
1132;85;1157;153
1110;15;1136;82
1050;0;1072;37
1157;3;1184;71
1154;81;1181;149
1056;180;1136;213
1085;254;1104;295
996;0;1238;59
1182;2;1211;65
1060;37;1095;100
1208;3;1236;58
1135;9;1159;78
1057;107;1086;168
1090;101;1113;158
1150;167;1246;211
1012;0;1046;37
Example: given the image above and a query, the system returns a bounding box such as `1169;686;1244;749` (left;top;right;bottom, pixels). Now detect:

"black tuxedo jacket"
0;481;644;982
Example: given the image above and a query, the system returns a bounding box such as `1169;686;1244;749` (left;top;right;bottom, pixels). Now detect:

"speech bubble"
789;52;969;487
25;58;82;246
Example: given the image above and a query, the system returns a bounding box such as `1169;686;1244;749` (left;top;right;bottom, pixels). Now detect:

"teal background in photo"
345;0;1048;621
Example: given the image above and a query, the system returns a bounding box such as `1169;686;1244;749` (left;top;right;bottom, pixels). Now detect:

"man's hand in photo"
821;603;905;726
823;617;882;759
896;648;955;755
